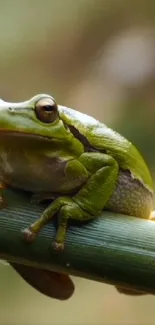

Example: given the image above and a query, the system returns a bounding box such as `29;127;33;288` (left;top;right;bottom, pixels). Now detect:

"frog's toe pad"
22;228;37;242
52;241;64;252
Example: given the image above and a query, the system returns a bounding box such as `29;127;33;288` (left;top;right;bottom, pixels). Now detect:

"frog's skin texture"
0;94;153;252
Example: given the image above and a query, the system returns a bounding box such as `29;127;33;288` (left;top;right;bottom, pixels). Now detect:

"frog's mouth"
0;129;62;142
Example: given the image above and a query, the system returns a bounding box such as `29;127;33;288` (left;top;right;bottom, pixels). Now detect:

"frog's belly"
106;170;153;219
0;151;85;194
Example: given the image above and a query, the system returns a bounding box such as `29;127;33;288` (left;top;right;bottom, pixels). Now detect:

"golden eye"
35;97;58;123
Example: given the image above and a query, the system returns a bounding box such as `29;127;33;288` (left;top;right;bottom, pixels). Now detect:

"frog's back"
59;105;153;192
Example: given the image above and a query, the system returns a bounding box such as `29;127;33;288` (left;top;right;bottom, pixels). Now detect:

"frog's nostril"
8;107;14;112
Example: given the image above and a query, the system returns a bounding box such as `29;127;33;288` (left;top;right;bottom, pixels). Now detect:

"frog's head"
0;94;71;142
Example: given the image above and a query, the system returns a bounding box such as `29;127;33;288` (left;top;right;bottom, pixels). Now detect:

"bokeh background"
0;1;155;324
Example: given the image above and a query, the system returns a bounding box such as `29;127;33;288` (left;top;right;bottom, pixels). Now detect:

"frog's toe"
52;241;64;252
22;227;37;242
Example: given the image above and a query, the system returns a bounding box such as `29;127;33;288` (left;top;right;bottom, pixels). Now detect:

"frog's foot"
22;227;37;242
52;241;64;252
22;196;94;251
51;199;95;252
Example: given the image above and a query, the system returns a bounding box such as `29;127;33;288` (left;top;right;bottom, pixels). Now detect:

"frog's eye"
35;98;58;123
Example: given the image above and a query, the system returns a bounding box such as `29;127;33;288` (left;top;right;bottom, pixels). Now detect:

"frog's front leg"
23;153;118;251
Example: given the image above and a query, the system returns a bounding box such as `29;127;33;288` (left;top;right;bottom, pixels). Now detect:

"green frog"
0;93;154;299
0;94;153;251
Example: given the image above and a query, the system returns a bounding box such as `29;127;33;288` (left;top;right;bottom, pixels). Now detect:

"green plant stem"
0;189;155;294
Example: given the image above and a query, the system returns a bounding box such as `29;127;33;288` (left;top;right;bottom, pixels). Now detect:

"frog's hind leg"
23;195;95;250
23;192;63;242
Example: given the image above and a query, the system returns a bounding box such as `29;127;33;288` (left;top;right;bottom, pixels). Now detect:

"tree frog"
0;93;154;299
0;94;153;253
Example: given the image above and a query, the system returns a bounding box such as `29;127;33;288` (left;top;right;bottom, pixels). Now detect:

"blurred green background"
0;0;155;324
